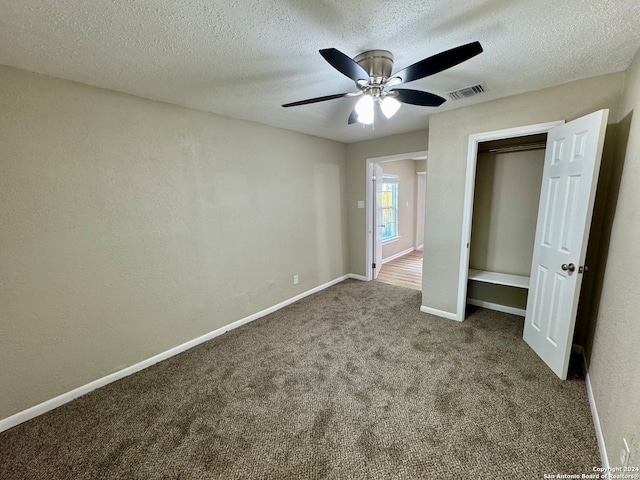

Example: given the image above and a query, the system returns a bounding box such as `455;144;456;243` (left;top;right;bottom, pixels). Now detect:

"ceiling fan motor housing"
354;50;394;83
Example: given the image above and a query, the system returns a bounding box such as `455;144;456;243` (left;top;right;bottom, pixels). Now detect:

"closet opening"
466;133;548;317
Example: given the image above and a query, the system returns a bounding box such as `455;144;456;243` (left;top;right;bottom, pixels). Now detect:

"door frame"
415;171;427;251
365;150;428;281
455;121;564;321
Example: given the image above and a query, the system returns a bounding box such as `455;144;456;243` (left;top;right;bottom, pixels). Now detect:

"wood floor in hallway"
376;250;423;291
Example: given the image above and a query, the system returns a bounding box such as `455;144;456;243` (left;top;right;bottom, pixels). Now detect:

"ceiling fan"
282;41;483;125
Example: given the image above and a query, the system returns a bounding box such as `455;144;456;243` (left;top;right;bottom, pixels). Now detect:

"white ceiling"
1;0;639;143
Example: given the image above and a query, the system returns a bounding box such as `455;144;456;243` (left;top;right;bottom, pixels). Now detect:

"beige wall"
346;131;428;276
380;159;417;259
470;148;544;275
422;72;624;314
587;50;640;467
0;66;348;420
466;282;528;310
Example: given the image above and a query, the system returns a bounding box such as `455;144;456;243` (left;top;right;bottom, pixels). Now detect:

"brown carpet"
0;279;600;479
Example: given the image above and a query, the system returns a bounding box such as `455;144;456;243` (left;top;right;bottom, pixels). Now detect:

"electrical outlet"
621;438;631;468
293;275;299;285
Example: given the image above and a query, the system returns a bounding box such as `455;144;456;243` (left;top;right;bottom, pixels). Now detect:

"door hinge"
372;263;376;269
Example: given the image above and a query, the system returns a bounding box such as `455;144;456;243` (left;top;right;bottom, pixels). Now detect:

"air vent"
447;83;486;100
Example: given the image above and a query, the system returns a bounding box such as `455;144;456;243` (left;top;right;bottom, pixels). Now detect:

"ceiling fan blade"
348;109;358;125
320;48;371;83
392;41;483;85
392;89;446;107
282;92;351;108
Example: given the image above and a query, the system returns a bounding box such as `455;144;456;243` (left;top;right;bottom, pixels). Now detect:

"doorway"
456;121;564;320
365;150;428;288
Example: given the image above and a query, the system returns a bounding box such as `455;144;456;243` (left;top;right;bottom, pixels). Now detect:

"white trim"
415;244;424;252
416;171;426;176
583;354;609;470
382;247;415;264
348;273;368;281
365;150;428;281
381;173;400;184
381;236;401;245
420;305;460;321
468;269;530;289
456;121;565;322
365;161;374;281
0;274;352;433
466;298;526;317
369;150;428;164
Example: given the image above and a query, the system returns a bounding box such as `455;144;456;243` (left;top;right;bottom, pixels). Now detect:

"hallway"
376;250;423;291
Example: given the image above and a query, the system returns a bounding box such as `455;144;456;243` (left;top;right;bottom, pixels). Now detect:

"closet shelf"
468;269;530;289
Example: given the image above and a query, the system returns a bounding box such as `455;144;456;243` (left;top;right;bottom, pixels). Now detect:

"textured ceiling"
1;0;639;143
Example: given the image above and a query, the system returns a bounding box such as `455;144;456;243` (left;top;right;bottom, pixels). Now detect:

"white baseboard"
420;305;461;321
348;273;368;281
583;353;609;470
466;298;526;317
382;247;415;265
0;274;351;434
416;244;424;252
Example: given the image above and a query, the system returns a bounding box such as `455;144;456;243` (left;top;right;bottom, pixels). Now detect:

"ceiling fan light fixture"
385;77;402;88
380;96;401;118
355;94;374;124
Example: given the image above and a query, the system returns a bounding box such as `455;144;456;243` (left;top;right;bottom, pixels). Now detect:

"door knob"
561;263;575;273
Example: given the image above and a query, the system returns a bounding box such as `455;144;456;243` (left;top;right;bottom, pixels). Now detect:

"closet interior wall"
467;134;547;312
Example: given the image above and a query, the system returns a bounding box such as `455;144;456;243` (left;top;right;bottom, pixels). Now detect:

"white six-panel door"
524;109;609;379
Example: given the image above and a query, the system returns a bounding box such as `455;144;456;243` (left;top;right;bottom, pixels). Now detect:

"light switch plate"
357;200;365;209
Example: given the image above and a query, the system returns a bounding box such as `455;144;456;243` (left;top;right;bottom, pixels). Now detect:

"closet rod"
485;142;547;153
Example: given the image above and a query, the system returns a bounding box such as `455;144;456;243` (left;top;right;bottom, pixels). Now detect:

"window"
381;174;399;241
